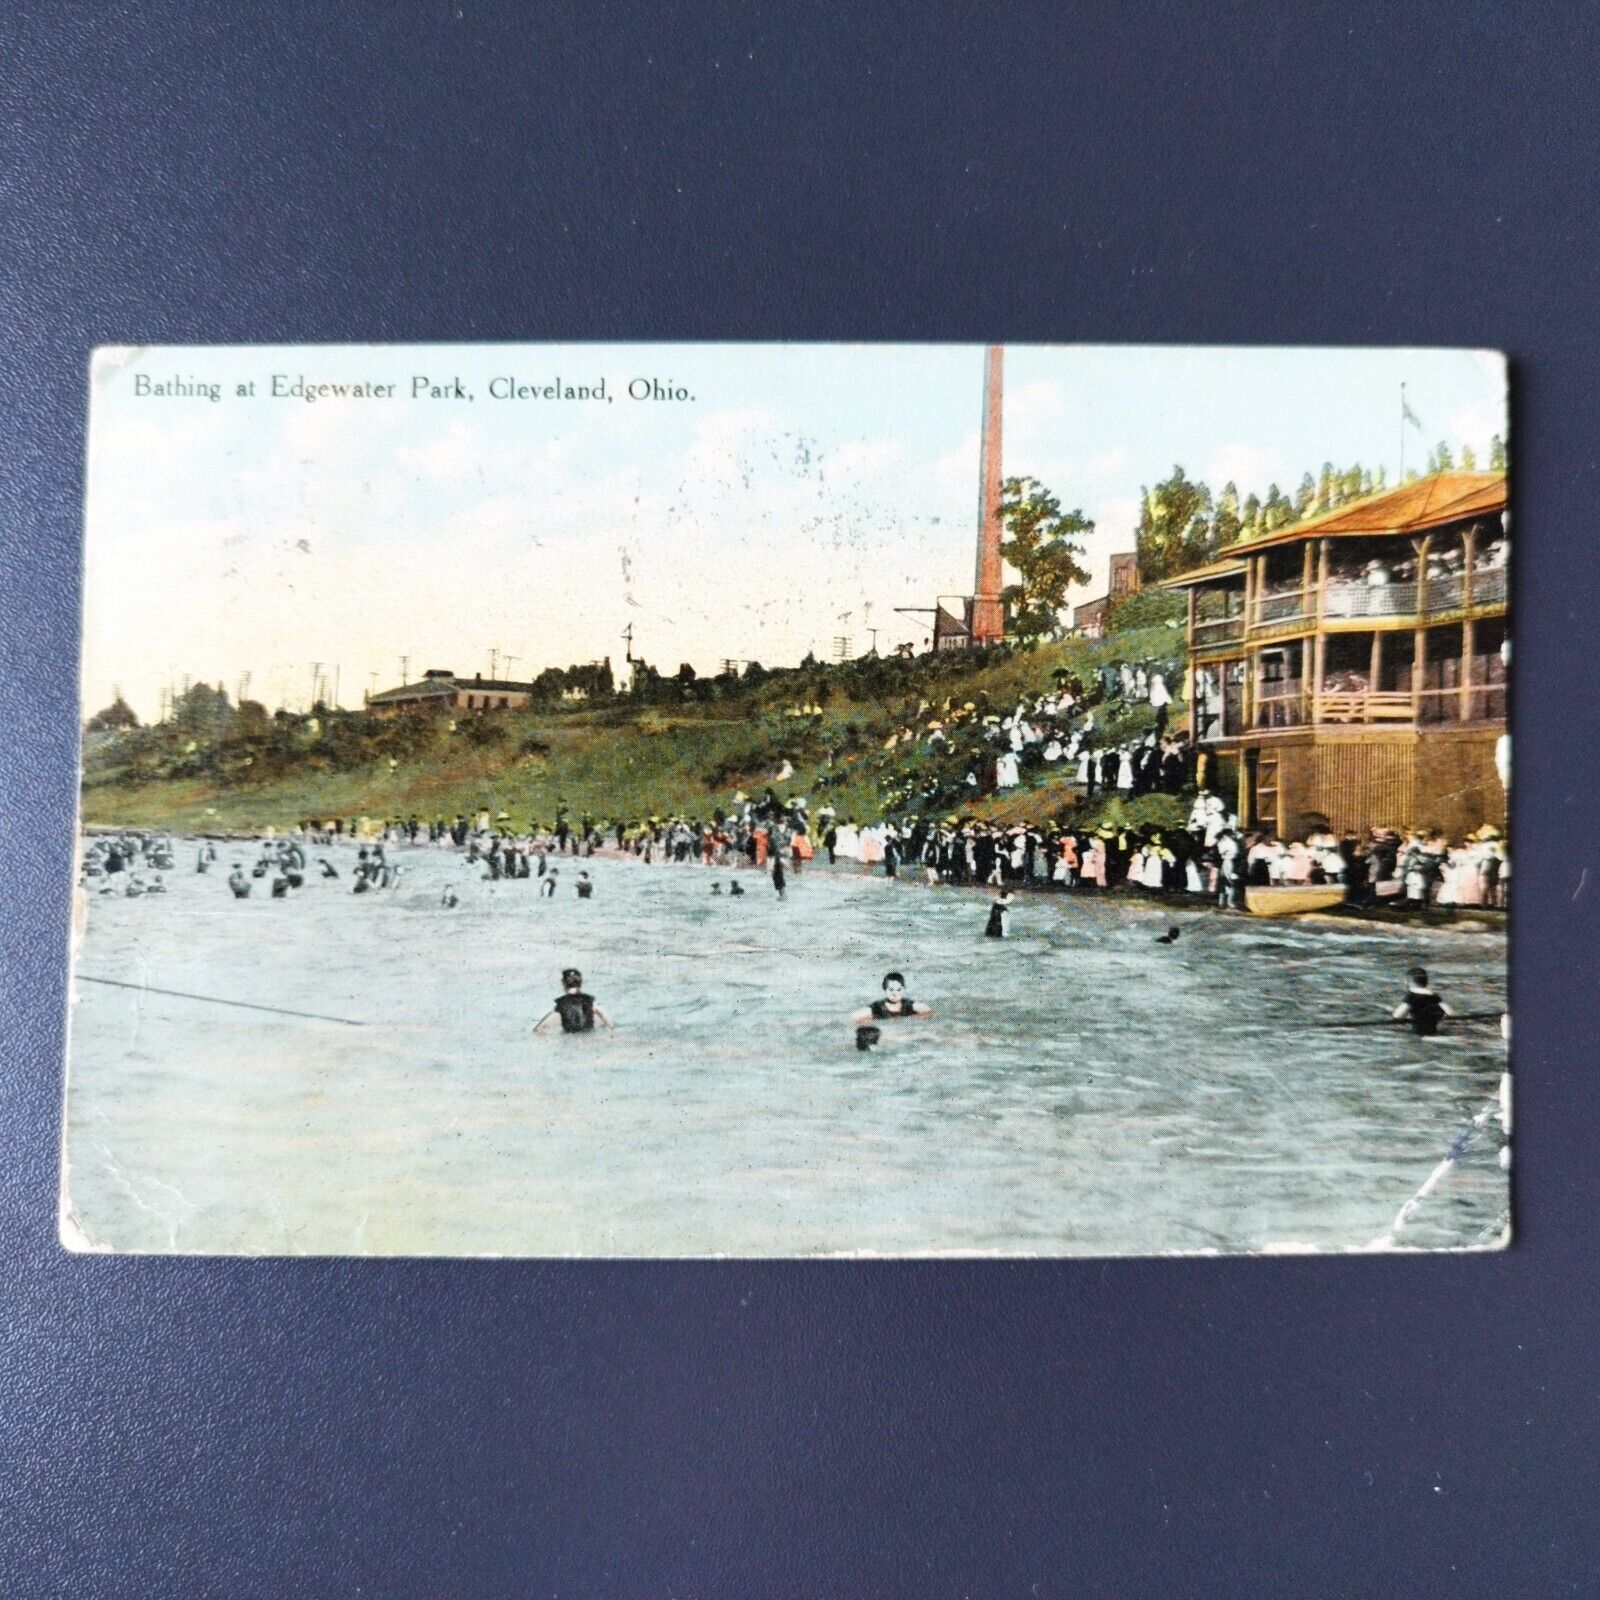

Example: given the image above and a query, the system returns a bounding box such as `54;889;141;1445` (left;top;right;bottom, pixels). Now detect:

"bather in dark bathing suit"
553;992;596;1033
1404;989;1446;1037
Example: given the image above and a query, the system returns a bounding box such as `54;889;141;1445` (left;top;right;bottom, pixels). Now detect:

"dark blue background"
2;4;1594;1594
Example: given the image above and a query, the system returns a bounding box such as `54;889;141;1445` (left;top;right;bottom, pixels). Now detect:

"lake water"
63;841;1510;1256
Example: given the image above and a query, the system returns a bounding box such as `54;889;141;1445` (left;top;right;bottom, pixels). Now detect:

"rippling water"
63;842;1510;1256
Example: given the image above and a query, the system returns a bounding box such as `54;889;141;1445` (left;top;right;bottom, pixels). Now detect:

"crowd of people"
81;832;175;895
857;653;1189;819
84;642;1506;921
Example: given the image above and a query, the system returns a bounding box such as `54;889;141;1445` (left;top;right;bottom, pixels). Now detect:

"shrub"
1105;588;1186;634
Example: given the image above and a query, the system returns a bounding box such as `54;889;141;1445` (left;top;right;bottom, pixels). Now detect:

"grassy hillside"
81;624;1188;834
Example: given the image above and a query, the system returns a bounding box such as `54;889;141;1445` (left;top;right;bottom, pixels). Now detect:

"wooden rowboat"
1245;883;1348;918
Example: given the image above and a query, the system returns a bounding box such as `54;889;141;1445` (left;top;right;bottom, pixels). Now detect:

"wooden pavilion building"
1164;471;1509;840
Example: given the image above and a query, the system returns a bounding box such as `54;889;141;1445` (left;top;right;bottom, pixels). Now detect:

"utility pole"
833;636;850;661
501;654;519;681
332;665;340;709
310;661;323;711
236;670;251;705
867;627;879;655
489;648;499;680
399;654;410;688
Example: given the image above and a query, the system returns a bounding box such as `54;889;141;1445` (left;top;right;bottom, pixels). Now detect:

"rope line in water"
1317;1010;1506;1031
77;974;366;1027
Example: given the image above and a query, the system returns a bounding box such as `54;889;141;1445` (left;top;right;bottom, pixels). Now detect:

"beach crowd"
83;651;1508;917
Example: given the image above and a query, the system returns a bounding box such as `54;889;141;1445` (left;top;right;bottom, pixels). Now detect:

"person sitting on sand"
533;968;614;1035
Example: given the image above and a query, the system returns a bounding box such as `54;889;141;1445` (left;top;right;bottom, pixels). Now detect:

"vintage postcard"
64;343;1510;1256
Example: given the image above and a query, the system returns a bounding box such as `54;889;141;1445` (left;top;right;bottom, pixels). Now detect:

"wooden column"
1461;615;1476;723
1412;536;1431;725
1462;524;1477;613
1301;539;1316;613
1369;630;1383;699
1186;587;1198;743
1412;625;1427;723
1311;537;1331;726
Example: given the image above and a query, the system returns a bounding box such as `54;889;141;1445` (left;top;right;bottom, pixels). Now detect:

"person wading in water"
534;968;614;1035
1392;966;1455;1037
850;971;932;1051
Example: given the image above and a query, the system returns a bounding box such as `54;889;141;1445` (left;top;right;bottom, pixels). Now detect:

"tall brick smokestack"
969;344;1005;645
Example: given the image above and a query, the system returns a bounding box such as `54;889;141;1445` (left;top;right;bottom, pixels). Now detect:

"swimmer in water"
983;889;1015;938
772;857;786;898
441;885;459;908
228;865;250;899
851;971;932;1051
576;871;593;899
1392;966;1454;1037
318;859;339;879
710;882;723;895
540;870;559;899
533;967;614;1035
1155;924;1181;944
729;880;745;896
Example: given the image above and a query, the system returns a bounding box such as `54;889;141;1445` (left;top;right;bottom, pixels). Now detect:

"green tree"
1262;483;1292;530
1135;465;1211;582
1213;480;1242;548
85;694;139;733
1489;433;1508;471
1430;440;1454;474
998;476;1093;643
1294;472;1316;518
172;681;234;736
1460;442;1478;471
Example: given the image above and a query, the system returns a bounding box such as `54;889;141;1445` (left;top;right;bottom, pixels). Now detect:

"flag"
1402;392;1422;430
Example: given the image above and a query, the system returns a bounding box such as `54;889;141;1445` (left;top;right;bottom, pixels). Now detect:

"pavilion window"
1418;623;1464;725
1471;615;1509;721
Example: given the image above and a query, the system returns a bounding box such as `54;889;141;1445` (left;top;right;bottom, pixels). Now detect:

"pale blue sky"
82;343;1505;720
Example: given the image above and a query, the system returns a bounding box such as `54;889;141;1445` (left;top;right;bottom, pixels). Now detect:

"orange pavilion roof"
1224;471;1507;555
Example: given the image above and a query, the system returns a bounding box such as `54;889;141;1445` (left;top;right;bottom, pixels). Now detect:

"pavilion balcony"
1191;615;1245;649
1248;564;1509;630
